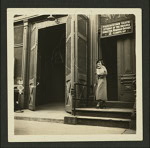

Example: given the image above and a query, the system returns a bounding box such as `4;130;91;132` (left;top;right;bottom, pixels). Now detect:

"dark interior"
36;24;66;106
101;37;118;101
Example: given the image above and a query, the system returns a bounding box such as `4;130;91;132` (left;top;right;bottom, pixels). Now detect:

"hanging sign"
101;20;133;38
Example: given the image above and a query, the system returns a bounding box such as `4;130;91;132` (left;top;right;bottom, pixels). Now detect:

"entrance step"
64;107;134;128
87;101;134;109
64;116;131;129
75;108;133;119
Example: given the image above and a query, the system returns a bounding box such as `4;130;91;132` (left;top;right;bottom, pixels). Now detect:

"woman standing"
95;60;108;108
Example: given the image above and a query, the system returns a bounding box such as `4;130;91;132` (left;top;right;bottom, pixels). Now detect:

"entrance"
36;24;66;106
101;37;118;101
101;35;136;102
28;15;88;111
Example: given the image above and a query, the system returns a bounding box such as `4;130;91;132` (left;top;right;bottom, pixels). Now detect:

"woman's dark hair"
96;59;105;65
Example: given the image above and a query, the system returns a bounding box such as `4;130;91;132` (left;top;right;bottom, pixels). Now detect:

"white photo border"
7;8;142;142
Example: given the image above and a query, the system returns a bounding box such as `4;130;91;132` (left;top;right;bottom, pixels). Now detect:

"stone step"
64;116;131;129
75;108;133;119
86;101;134;108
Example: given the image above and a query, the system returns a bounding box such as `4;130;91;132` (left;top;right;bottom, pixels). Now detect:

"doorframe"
100;37;118;101
27;16;68;109
22;20;30;108
88;15;99;88
99;35;136;102
35;16;68;30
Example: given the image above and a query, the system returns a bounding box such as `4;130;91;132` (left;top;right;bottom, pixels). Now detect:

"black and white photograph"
7;8;142;142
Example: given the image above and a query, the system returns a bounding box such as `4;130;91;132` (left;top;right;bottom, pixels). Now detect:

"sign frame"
100;19;134;38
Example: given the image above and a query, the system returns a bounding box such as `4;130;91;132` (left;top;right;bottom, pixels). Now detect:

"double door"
28;15;89;112
101;35;136;102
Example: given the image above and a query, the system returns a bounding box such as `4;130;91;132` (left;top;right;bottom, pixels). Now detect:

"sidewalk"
14;119;136;135
15;102;70;123
14;103;136;135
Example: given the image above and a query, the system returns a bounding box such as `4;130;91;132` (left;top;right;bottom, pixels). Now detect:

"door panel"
28;24;38;110
65;15;74;112
65;15;88;112
75;15;88;104
117;37;135;102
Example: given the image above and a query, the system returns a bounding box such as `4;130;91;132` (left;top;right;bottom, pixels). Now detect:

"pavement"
14;103;136;135
15;102;69;123
14;119;136;135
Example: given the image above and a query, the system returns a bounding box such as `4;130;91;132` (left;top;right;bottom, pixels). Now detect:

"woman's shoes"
96;102;100;108
100;101;106;109
96;100;106;109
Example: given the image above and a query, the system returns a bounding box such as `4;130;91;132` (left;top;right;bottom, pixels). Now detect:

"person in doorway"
95;60;108;109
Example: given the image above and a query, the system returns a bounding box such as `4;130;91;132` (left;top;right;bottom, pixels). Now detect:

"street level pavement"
14;119;136;135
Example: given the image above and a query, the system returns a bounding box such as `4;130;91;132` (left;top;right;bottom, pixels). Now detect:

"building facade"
14;14;136;114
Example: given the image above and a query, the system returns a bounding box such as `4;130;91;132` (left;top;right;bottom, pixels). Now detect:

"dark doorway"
101;37;118;101
36;24;66;106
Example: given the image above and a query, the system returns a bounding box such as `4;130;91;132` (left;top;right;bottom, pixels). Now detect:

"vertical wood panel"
14;46;23;80
131;38;136;73
65;15;74;112
98;15;103;60
124;39;132;73
117;40;122;99
14;25;24;44
117;37;136;102
71;15;75;91
21;21;29;108
22;21;28;84
14;24;24;83
28;24;38;110
92;15;99;85
75;15;88;101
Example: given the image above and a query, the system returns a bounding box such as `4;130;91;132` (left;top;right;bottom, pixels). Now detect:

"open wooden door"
28;23;38;110
65;15;88;112
117;37;136;102
65;15;75;112
75;15;88;105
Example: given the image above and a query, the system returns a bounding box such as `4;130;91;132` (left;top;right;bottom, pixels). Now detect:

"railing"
72;82;89;116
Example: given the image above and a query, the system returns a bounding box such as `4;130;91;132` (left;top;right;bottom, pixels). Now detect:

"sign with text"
101;20;133;38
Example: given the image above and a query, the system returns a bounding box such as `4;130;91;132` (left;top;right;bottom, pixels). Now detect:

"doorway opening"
101;37;118;101
36;24;66;107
